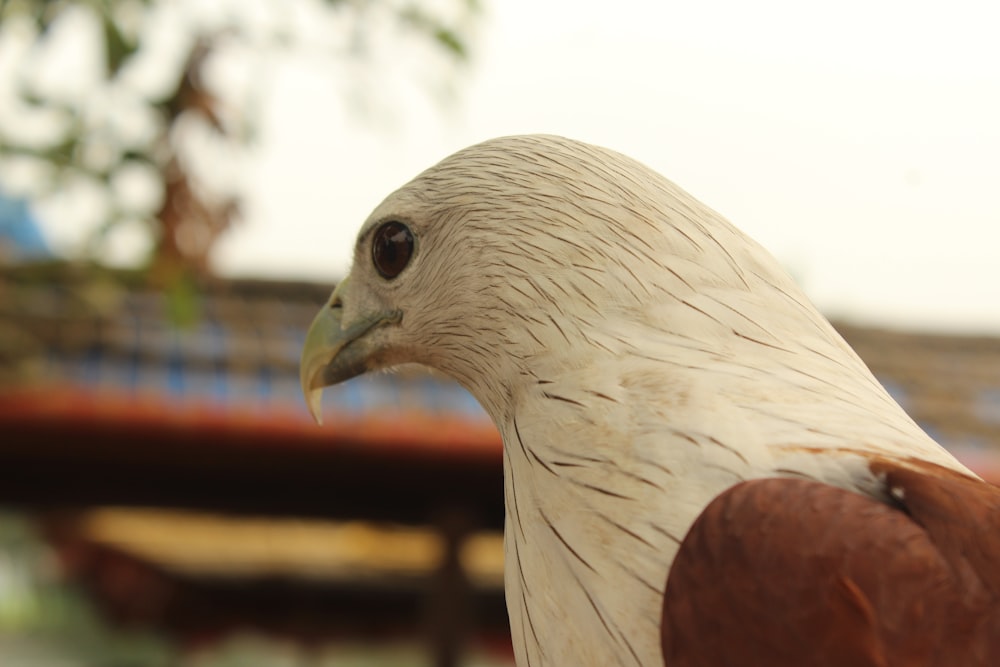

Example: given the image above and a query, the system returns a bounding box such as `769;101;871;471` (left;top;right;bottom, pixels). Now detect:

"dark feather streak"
542;391;586;408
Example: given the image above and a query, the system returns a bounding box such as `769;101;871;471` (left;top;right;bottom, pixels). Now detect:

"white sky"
14;0;1000;333
219;0;1000;333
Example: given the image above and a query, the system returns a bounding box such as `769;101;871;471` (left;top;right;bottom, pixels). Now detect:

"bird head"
301;134;814;424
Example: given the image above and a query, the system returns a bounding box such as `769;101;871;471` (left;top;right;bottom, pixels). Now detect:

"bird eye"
372;220;414;280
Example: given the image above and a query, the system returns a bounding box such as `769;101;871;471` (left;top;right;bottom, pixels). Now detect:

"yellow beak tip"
304;384;325;426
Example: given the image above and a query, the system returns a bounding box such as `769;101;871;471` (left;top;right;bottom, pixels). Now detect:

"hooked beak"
299;278;402;424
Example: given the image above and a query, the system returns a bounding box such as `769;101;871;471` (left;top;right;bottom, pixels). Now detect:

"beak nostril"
327;278;350;312
329;280;348;309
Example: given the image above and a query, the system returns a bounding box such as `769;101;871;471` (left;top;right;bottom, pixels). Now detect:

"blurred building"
1;259;999;665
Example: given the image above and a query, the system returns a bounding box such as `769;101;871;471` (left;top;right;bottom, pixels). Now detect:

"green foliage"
164;269;200;327
0;511;175;666
0;0;480;277
399;2;479;60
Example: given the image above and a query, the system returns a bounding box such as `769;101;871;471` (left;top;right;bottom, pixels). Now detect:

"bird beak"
299;278;402;424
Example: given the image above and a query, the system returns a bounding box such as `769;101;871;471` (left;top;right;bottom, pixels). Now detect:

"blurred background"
1;0;998;665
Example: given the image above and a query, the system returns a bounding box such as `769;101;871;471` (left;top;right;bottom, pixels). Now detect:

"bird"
299;135;1000;666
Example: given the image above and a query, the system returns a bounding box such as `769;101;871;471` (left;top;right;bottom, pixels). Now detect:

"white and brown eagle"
300;135;1000;666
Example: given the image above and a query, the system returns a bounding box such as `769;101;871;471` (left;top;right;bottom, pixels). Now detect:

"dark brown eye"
372;220;414;279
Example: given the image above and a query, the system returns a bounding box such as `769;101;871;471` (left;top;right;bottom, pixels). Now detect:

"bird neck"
490;314;966;667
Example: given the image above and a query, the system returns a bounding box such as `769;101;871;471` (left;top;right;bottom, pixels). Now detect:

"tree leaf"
101;12;139;77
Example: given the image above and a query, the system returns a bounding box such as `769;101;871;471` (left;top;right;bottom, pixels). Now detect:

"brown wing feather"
661;461;1000;667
